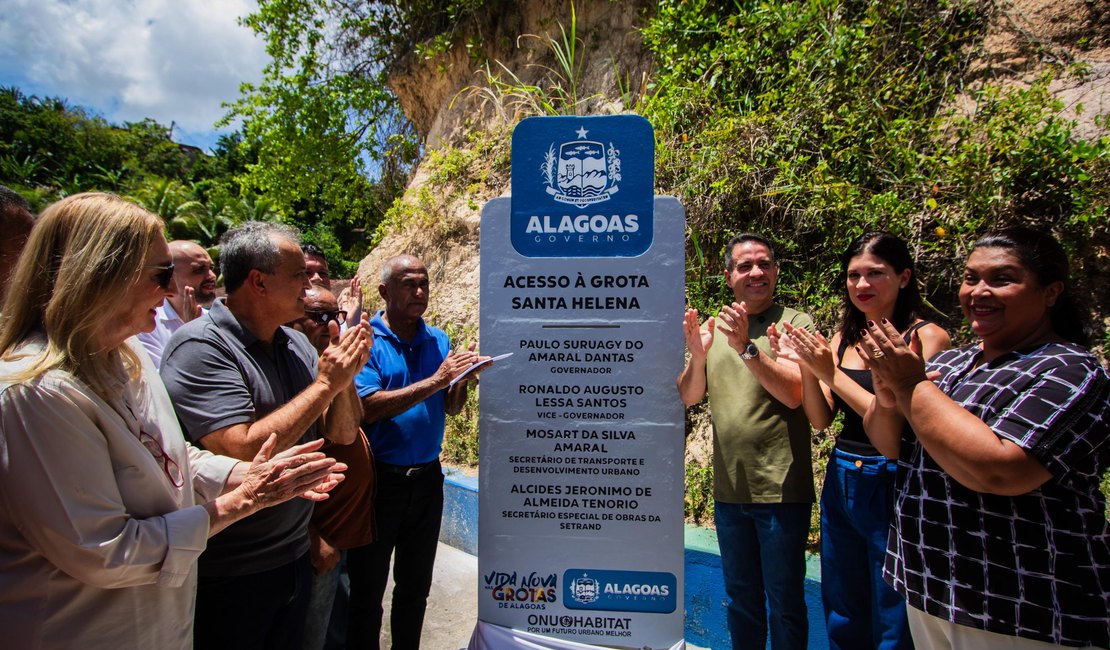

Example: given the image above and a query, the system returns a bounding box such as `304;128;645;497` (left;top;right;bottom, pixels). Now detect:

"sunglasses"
147;263;175;290
304;309;347;325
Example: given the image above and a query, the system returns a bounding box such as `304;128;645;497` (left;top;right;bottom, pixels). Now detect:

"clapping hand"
237;434;347;507
780;322;834;382
716;302;751;354
317;315;372;393
435;342;481;386
682;308;714;361
181;286;203;322
341;276;363;330
767;322;799;362
858;319;939;405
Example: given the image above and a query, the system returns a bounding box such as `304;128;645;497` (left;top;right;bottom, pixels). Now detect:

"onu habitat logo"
511;115;654;258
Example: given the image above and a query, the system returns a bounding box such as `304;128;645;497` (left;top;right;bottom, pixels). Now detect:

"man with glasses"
303;243;364;334
138;240;218;367
291;286;377;650
160;222;372;650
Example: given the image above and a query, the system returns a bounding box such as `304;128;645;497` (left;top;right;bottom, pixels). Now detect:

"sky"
0;0;269;153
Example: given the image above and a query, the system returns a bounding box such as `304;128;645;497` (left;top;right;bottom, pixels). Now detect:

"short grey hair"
724;232;776;270
220;221;300;293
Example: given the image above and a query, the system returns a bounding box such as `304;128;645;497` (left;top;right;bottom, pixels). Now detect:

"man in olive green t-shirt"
677;233;814;650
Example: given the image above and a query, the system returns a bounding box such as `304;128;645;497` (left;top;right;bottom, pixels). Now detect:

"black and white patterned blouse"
884;342;1110;648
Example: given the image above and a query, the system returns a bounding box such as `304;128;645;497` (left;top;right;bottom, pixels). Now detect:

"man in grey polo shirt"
161;222;371;650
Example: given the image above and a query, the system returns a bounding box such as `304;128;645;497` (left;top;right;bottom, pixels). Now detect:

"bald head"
0;186;35;305
297;286;340;352
378;254;429;333
305;286;338;312
379;254;425;284
169;240;207;258
168;240;217;306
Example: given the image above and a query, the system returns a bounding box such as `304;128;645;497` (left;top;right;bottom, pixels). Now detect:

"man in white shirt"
138;240;217;367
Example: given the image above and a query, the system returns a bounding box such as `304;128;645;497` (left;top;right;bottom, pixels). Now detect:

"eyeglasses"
139;431;184;487
304;309;347;325
146;264;175;290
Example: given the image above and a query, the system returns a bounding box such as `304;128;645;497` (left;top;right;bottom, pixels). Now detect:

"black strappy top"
832;321;931;456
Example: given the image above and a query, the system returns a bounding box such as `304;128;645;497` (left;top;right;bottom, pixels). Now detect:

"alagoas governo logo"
562;568;677;614
511;115;654;258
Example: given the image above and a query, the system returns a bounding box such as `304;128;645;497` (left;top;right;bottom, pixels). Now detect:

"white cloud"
0;0;268;150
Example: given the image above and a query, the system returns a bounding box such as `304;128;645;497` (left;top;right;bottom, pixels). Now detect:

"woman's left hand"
861;319;929;397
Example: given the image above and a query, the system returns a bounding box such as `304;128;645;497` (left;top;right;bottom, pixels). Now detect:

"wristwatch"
740;343;759;361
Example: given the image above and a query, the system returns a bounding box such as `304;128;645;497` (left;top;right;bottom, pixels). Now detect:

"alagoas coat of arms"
541;126;622;208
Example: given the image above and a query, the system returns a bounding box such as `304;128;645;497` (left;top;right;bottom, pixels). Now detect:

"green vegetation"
0;86;393;275
642;0;1106;334
222;0;500;261
392;0;1109;527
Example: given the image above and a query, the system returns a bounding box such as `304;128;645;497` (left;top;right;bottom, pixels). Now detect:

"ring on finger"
872;349;885;359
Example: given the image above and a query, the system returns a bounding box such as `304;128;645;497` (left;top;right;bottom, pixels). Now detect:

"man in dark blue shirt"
350;254;486;649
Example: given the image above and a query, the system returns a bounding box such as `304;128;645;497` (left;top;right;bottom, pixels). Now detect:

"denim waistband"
831;447;897;471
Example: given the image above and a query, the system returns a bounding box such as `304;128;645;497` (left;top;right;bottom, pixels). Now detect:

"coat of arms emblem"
541;127;622;208
569;575;600;604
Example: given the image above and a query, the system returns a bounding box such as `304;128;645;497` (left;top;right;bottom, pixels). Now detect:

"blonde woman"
0;193;345;649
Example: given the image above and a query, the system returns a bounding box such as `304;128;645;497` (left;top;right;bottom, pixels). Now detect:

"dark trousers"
193;552;312;650
345;462;444;650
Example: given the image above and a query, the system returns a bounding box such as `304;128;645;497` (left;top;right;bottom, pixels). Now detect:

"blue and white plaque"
476;115;685;650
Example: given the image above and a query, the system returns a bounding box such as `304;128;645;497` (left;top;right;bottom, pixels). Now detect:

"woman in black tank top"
775;232;950;649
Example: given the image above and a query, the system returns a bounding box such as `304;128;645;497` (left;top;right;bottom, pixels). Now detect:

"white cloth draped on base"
467;620;685;650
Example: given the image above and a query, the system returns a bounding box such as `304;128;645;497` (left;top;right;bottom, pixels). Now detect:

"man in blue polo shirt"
349;254;487;649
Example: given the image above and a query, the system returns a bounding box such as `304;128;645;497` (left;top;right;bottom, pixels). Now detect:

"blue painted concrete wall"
441;468;829;649
442;468;479;556
683;525;827;649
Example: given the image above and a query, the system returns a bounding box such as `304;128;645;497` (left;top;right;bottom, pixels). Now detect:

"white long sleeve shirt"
0;336;237;649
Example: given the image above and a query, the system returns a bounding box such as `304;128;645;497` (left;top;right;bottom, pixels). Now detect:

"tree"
226;2;397;228
222;1;497;236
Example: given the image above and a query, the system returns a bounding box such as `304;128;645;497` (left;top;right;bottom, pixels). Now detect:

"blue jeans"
303;551;350;650
820;448;912;650
715;501;810;650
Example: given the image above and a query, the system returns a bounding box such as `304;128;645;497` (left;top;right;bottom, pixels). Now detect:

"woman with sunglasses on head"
776;232;950;649
861;227;1109;649
0;193;346;649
